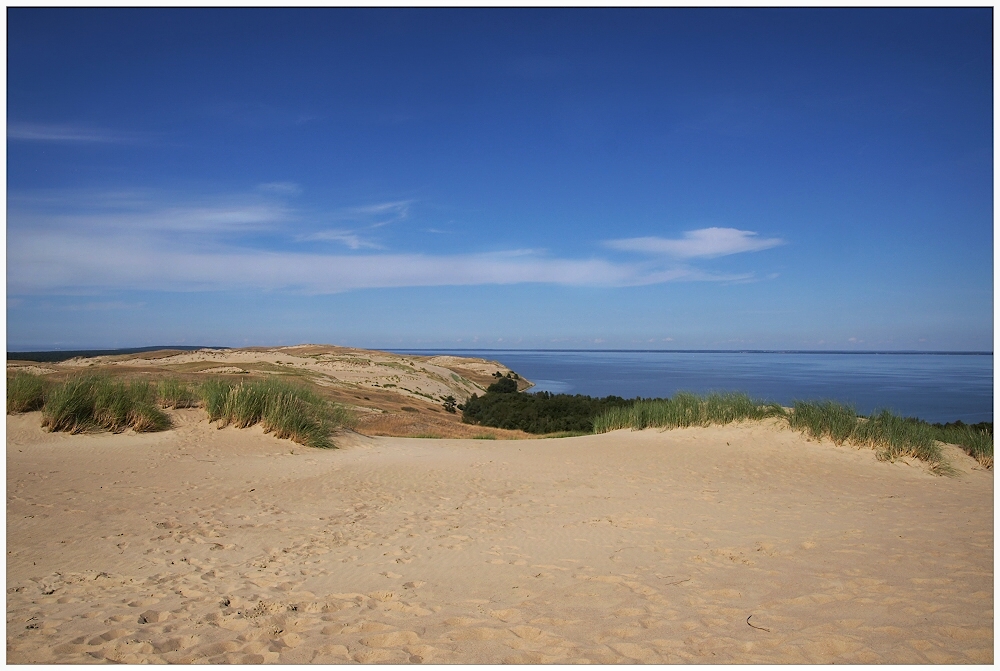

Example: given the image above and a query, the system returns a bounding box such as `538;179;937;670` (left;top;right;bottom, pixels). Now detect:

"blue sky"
7;8;993;351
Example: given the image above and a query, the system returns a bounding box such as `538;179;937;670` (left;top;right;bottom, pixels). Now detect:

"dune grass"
41;375;171;434
786;400;858;444
592;392;785;433
593;392;983;474
199;377;352;448
931;424;993;469
13;371;353;447
852;410;945;471
7;371;50;413
157;378;200;408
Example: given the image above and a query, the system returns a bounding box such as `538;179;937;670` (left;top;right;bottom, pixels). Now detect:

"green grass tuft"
198;377;352;448
787;400;858;444
7;371;49;413
157;378;200;408
594;393;966;475
931;424;993;469
592;392;784;433
852;410;944;469
42;375;170;434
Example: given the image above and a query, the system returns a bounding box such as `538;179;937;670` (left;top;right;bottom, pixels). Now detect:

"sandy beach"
6;409;992;664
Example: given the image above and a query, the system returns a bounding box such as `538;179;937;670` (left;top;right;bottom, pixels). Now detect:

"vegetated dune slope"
7;344;534;438
7;413;992;664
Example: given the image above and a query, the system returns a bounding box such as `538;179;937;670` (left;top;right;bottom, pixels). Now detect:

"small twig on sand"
747;615;770;632
665;578;690;586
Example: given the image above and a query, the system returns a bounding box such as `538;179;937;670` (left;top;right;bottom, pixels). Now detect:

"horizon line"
389;348;994;355
7;345;993;358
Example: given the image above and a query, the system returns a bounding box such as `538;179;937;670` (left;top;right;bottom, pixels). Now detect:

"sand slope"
8;345;536;439
6;412;992;663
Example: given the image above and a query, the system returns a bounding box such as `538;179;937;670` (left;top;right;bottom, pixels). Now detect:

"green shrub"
486;377;518;394
463;390;633;434
7;371;49;413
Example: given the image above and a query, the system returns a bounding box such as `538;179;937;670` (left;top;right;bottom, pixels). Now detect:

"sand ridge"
6;412;993;663
7;344;529;406
7;345;537;439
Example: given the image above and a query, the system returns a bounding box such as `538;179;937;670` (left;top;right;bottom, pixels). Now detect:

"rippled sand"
7;411;992;663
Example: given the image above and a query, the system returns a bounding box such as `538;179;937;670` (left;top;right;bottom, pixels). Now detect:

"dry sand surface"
7;412;993;664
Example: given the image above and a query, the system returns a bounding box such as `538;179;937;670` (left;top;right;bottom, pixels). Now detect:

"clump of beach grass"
157;378;200;408
931;424;993;469
852;410;945;470
7;371;49;413
199;377;352;448
786;400;859;444
41;375;171;434
787;401;949;473
592;392;785;433
593;392;968;474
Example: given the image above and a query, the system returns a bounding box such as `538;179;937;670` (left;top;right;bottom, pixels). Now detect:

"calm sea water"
393;350;994;424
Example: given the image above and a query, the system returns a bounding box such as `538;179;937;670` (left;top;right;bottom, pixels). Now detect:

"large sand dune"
6;411;992;663
7;345;534;439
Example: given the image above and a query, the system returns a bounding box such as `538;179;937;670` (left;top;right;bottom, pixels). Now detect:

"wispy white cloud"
10;189;291;236
7;229;749;295
336;200;412;228
256;182;302;196
8;122;145;144
300;199;413;248
606;227;785;259
298;229;383;250
63;301;147;312
7;189;769;295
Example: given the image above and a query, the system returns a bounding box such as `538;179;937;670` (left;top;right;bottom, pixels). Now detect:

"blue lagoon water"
393;350;993;424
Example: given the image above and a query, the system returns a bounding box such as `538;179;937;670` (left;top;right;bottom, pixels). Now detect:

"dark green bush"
462;389;633;434
486;377;518;394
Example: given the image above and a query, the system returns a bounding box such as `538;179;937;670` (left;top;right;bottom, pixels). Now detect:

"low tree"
486;377;518;394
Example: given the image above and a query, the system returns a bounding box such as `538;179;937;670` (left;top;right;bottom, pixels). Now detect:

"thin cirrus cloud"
299;199;414;249
336;200;412;228
7;189;766;295
256;181;303;196
298;229;384;250
7;122;146;144
7;231;750;295
606;227;785;258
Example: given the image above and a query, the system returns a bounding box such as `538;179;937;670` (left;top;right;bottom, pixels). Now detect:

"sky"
6;8;994;351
